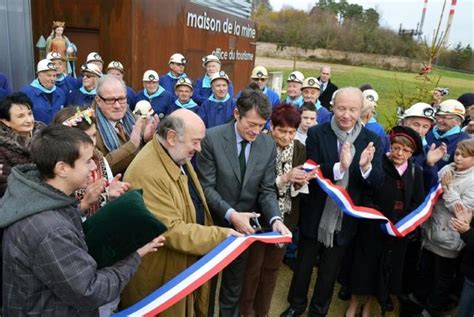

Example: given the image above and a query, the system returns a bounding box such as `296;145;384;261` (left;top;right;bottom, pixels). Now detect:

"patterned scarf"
95;106;135;152
75;149;109;218
276;140;295;218
318;117;362;247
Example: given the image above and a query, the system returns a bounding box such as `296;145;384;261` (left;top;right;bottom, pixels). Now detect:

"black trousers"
414;248;459;316
218;250;249;317
287;236;347;316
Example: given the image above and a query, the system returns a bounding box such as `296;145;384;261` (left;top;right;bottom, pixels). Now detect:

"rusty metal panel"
29;0;257;94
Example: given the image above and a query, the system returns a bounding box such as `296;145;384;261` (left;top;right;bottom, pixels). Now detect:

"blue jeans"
457;277;474;317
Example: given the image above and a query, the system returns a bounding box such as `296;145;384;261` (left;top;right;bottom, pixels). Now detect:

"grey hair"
332;87;364;107
96;74;127;96
156;115;186;143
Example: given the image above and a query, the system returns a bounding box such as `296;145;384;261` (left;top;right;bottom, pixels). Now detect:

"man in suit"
281;87;384;317
196;88;291;317
317;66;338;111
94;75;157;175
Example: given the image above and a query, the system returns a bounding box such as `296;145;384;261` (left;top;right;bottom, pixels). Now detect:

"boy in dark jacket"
0;125;163;316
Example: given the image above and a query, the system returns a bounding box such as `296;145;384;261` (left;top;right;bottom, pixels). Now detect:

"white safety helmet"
437;99;465;120
37;59;57;73
169;53;186;65
251;66;269;79
402;102;435;121
202;54;221;68
86;52;104;64
287;71;304;84
175;77;193;90
142;70;159;82
106;60;124;73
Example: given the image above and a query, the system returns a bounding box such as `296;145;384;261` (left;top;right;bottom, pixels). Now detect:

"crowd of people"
0;45;473;317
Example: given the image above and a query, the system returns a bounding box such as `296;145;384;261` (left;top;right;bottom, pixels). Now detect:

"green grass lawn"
269;64;474;130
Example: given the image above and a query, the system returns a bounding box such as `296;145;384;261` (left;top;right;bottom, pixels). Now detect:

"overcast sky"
269;0;474;48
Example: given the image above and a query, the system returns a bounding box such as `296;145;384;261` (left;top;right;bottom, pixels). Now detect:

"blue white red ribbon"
113;232;291;316
304;160;443;237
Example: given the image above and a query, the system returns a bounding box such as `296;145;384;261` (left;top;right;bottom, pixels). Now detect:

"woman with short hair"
239;104;315;317
0;92;45;196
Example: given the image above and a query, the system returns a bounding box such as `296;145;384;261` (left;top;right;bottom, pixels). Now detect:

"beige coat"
120;135;228;316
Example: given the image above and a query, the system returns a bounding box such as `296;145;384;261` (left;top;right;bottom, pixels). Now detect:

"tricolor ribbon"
113;232;291;316
303;159;443;238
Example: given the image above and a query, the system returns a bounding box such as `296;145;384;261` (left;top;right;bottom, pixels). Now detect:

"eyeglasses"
391;145;413;155
98;95;127;105
253;78;266;82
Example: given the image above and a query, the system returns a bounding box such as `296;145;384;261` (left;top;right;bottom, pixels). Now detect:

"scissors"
251;212;262;232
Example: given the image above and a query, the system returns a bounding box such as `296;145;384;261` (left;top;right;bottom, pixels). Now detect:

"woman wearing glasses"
346;126;425;317
69;64;103;107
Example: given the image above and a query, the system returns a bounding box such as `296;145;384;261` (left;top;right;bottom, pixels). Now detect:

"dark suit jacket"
196;121;280;227
318;79;338;110
300;122;384;246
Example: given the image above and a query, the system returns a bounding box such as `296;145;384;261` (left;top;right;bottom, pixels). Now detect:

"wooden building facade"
31;0;257;93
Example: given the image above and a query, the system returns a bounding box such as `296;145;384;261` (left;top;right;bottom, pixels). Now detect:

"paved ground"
212;263;402;316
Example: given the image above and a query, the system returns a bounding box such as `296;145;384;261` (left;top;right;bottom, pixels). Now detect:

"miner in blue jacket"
160;53;189;97
166;77;199;114
198;71;236;128
301;77;331;124
250;65;280;108
21;59;66;124
134;70;174;119
46;52;76;104
193;54;234;106
68;63;102;107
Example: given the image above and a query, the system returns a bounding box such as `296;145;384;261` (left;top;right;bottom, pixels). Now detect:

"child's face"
67;143;97;190
300;110;317;131
454;149;474;171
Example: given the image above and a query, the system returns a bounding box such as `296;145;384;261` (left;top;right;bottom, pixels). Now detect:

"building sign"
186;11;256;39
